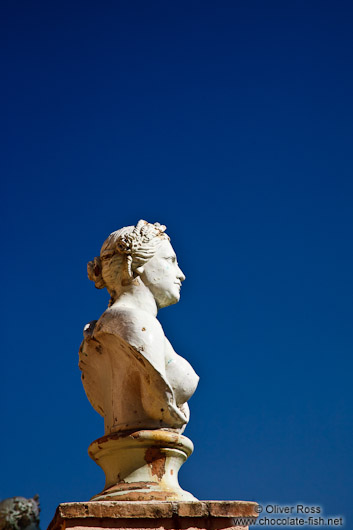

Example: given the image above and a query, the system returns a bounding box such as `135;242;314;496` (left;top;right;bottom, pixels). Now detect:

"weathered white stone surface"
79;220;199;435
88;430;196;501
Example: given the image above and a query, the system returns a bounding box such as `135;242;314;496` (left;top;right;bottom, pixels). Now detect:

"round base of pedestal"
88;430;196;501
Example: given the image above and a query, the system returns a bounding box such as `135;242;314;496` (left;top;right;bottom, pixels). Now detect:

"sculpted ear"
135;266;144;276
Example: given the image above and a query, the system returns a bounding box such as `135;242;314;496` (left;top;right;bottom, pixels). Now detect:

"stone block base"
48;501;258;530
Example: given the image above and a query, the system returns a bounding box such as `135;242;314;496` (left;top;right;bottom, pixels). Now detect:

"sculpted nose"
178;267;186;282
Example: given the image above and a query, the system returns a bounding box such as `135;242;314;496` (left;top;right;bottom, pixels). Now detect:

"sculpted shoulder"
93;305;166;375
95;305;163;340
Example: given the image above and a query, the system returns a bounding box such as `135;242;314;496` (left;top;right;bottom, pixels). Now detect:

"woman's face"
140;239;185;308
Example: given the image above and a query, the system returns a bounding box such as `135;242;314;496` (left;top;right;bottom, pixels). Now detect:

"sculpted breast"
164;338;199;406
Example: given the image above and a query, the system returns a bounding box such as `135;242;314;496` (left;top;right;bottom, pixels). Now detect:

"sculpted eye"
166;256;176;263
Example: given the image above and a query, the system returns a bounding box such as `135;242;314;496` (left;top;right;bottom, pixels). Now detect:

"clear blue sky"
3;1;352;528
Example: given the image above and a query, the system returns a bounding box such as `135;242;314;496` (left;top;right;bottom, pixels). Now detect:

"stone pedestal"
88;430;195;501
48;501;258;530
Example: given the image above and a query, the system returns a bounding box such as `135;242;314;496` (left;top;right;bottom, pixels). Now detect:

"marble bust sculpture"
79;220;199;436
76;220;257;506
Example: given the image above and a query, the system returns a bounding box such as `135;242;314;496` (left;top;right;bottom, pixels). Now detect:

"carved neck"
111;281;158;316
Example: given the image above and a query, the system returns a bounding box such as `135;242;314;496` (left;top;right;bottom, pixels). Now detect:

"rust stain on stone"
102;481;155;494
108;490;173;501
144;447;166;480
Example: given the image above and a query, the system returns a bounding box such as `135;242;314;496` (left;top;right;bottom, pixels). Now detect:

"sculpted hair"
87;220;169;304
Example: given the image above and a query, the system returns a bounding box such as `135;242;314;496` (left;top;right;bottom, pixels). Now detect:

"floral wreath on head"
88;220;169;295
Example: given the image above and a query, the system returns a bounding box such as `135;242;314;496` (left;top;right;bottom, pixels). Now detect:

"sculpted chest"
79;311;198;434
